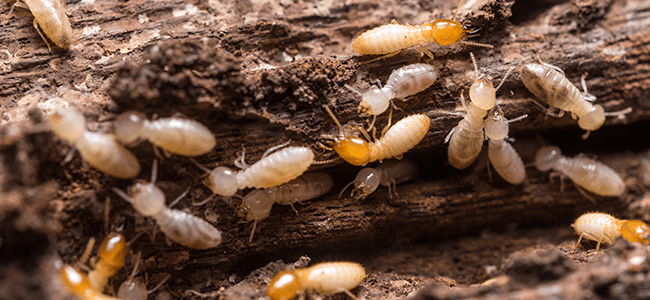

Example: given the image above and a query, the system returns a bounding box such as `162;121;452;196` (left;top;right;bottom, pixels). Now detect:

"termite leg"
168;187;191;208
416;46;434;61
32;18;52;52
234;146;249;169
262;140;292;159
361;50;401;64
580;73;597;102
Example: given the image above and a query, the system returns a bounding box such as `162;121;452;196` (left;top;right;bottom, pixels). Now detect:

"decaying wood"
1;0;650;299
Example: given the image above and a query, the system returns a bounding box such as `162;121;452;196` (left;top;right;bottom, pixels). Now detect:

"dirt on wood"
1;0;650;299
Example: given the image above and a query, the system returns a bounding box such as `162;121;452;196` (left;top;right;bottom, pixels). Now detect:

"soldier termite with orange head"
445;53;513;170
112;160;222;249
57;262;122;300
113;111;216;157
483;107;527;185
322;106;430;166
520;61;631;139
236;171;333;242
347;63;438;129
84;232;128;293
50;108;141;179
534;145;625;197
572;212;650;252
191;143;315;200
8;0;72;51
266;261;366;300
352;0;492;60
339;159;418;200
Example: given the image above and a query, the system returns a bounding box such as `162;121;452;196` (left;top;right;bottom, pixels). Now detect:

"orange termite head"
266;270;302;300
620;220;650;245
322;136;371;166
97;232;128;269
58;262;93;298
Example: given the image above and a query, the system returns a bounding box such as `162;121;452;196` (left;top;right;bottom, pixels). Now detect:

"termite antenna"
470;52;480;79
460;40;494;49
324;106;344;135
249;219;259;243
148;274;171;295
338;180;356;200
452;0;465;22
192;194;216;206
112;187;134;204
150;159;158;184
168;187;190;208
495;66;515;92
311;157;342;165
189;157;212;174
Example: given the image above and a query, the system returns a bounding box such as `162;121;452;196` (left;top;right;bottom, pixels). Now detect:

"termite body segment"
113;161;222;249
520;63;609;135
534;146;625;197
113;111;216;157
266;261;366;300
59;263;122;300
88;232;127;292
484;110;526;185
50;108;141;179
572;212;622;252
10;0;72;51
446;96;487;170
357;63;438;117
237;172;333;241
341;159;418;200
351;0;492;59
324;107;430;166
202;146;314;197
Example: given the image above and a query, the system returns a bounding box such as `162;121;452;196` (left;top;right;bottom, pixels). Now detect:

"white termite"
322;106;430;166
236;171;333;242
112;160;222;249
445;53;512;170
192;143;315;198
117;252;170;300
9;0;73;51
348;63;438;127
113;111;216;157
572;212;650;252
483;107;527;185
266;261;366;300
339;159;418;200
520;61;631;139
49;108;141;179
534;145;625;197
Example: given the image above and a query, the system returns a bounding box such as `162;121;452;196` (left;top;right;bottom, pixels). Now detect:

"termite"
321;106;430;166
113;111;216;157
445;53;512;170
117;252;171;300
339;159;418;200
192;143;315;199
534;145;625;197
347;63;438;130
58;262;122;300
236;171;333;242
483;107;527;185
8;0;73;51
572;212;650;252
86;232;127;292
112;160;222;249
520;61;631;139
352;0;492;60
266;261;366;300
50;108;141;179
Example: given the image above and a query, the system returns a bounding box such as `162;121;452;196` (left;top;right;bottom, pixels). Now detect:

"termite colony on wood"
28;0;643;298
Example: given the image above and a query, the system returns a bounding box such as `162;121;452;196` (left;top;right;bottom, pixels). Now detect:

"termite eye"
334;138;370;166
